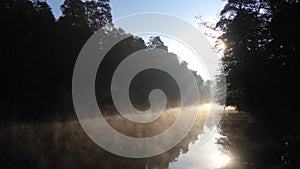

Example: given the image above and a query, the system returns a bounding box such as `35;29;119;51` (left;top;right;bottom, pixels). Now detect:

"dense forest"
0;0;211;123
215;0;300;168
216;0;299;121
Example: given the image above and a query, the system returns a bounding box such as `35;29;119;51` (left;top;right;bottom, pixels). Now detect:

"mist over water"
0;104;227;169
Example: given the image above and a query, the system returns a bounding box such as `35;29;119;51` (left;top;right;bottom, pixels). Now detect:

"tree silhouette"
84;0;112;31
215;0;300;168
216;0;299;118
0;0;210;123
147;36;168;51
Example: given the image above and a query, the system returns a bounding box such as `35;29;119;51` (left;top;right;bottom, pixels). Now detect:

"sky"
47;0;226;80
47;0;225;23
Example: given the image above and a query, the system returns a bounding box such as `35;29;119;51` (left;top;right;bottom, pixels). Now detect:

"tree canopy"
215;1;300;168
216;0;299;118
0;0;210;123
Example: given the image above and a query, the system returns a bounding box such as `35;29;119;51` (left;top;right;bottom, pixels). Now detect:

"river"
0;104;232;169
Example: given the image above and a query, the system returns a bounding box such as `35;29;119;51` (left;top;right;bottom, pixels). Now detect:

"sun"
214;154;231;167
215;40;226;53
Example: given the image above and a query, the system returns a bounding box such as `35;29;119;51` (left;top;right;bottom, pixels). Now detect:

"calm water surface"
0;105;230;169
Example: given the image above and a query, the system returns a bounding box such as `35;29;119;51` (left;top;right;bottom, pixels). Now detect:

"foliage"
0;0;210;123
215;1;300;168
216;0;300;118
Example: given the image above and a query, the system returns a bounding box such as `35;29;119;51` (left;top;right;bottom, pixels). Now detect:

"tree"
0;0;114;122
147;36;168;51
215;0;300;167
84;0;112;31
59;0;87;28
216;0;299;116
216;0;272;112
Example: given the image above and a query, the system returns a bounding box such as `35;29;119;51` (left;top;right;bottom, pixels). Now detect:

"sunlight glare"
214;154;231;167
200;103;213;111
216;40;226;53
225;106;236;111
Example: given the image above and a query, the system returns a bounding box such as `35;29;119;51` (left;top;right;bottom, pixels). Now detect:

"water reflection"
216;111;300;169
167;104;232;169
0;105;228;169
169;127;230;169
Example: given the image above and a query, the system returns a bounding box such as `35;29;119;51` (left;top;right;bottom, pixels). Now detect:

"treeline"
216;0;299;121
95;35;212;113
0;0;211;123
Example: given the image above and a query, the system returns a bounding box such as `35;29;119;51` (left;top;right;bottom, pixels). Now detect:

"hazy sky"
47;0;225;80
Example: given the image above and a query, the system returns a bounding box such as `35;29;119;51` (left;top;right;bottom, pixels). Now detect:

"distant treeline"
0;0;211;123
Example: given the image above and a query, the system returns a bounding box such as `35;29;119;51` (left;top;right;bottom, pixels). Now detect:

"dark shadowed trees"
0;0;210;123
215;0;300;168
84;0;112;31
216;0;299;118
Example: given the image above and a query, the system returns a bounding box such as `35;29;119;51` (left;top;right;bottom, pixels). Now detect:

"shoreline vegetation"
214;1;300;167
0;0;212;126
